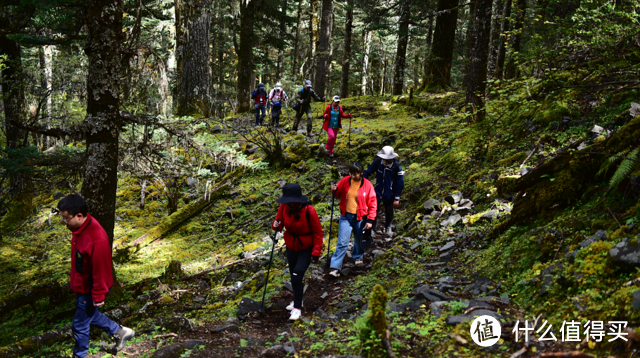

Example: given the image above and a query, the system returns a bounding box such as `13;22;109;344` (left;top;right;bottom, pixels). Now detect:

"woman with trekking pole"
328;162;377;277
322;96;353;158
271;184;323;321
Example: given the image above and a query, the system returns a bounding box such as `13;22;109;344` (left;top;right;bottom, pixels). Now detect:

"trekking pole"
325;187;336;268
260;229;279;313
348;115;352;148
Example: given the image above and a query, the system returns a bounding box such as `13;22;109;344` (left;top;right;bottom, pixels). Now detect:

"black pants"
286;246;312;309
374;198;395;230
271;107;282;127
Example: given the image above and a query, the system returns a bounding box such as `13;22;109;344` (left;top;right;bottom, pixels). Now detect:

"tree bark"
276;0;288;80
495;0;511;79
339;0;354;98
81;0;123;245
505;0;525;79
292;0;303;82
465;0;493;121
421;0;459;90
487;0;502;78
175;0;212;117
315;0;333;97
236;0;256;113
0;35;26;149
392;0;411;95
360;30;372;96
306;0;318;82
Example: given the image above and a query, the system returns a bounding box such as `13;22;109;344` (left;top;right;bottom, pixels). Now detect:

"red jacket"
272;204;323;257
70;214;113;303
322;104;352;131
331;176;377;223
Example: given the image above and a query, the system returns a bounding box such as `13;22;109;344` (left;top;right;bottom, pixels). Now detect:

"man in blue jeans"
56;194;135;357
328;162;377;277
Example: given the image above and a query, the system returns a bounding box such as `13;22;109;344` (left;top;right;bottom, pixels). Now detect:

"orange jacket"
331;176;377;223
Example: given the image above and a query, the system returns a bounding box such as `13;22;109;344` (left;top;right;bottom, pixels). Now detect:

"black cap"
276;183;309;204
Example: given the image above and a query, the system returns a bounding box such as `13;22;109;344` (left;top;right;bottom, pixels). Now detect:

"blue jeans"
72;294;120;357
330;213;365;270
255;104;266;125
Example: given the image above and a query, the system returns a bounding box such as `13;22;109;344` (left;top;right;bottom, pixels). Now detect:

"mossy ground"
1;83;639;356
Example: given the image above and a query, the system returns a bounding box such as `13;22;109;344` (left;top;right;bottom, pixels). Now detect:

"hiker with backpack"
269;82;289;127
251;83;268;126
328;162;377;277
272;183;323;321
322;95;353;158
363;146;405;237
293;80;326;136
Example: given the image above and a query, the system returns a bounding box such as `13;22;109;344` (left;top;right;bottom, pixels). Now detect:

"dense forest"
1;0;639;357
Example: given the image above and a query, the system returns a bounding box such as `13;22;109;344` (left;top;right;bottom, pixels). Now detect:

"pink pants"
325;127;338;154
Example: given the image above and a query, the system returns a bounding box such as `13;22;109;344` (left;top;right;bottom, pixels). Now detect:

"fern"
597;148;629;178
609;147;639;190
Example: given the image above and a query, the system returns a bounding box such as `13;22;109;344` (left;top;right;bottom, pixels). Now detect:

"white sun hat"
377;146;398;159
332;95;341;102
275;82;282;89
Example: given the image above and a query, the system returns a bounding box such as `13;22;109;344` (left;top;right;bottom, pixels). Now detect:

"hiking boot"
307;131;313;137
289;308;302;321
286;301;302;311
329;153;335;158
385;227;393;237
113;326;135;351
354;260;364;266
329;269;340;277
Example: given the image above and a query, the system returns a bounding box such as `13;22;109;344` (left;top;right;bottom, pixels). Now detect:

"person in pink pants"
322;96;353;158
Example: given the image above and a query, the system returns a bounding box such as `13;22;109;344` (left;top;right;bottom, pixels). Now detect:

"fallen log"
0;281;70;318
0;327;72;358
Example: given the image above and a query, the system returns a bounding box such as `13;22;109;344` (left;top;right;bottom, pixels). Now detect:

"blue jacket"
363;158;405;201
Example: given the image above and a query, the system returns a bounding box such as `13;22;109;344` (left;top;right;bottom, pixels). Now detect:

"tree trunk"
392;0;411;95
292;0;303;82
504;0;525;79
81;0;123;245
339;0;354;98
306;0;318;82
465;0;493;121
421;0;459;90
360;30;372;96
175;0;212;117
276;0;287;80
462;0;476;89
0;35;26;149
236;0;255;114
422;15;434;83
487;0;502;78
315;0;333;97
495;0;511;79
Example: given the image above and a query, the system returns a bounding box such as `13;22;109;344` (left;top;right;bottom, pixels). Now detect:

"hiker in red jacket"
322;95;353;158
56;194;135;358
272;184;323;321
328;162;377;277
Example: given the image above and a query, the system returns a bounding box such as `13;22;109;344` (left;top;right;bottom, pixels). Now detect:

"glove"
254;104;258;109
311;255;319;264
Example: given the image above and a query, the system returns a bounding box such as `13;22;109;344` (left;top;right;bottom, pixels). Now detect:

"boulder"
152;344;185;358
440;214;461;227
480;210;498;220
423;199;441;213
430;301;448;318
260;345;286;358
159;315;194;332
237;297;262;319
609;238;640;268
579;230;607;249
214;324;239;332
439;252;452;262
444;193;463;205
439;241;455;251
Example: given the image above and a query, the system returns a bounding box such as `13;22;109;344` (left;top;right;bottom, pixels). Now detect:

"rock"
423;199;441;213
591;124;605;133
473;296;498;304
350;295;363;301
440;214;461;227
283;281;293;292
152;344;185;358
215;324;239;332
237;297;262;319
437;276;454;283
439;241;455;251
53;191;65;200
609;238;640;268
430;301;448;318
445;309;504;325
321;292;328;299
226;316;240;324
341;268;351;276
416;286;451;301
314;308;330;320
632;290;640;310
410;243;420;250
335;305;358;319
439;252;452;263
212;125;223;133
444;193;463;205
631;102;640;118
579;229;607;249
283;342;296;354
425;262;446;267
161;315;195;332
520;167;534;176
184;340;205;350
277;179;286;188
464;277;494;296
260;345;286;357
480;210;498;220
192;297;205;303
500;294;510;305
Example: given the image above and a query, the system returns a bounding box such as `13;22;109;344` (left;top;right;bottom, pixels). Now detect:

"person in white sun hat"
268;82;288;127
363;146;405;237
321;95;353;158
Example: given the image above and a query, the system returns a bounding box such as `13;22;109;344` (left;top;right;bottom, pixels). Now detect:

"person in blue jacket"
363;146;405;237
